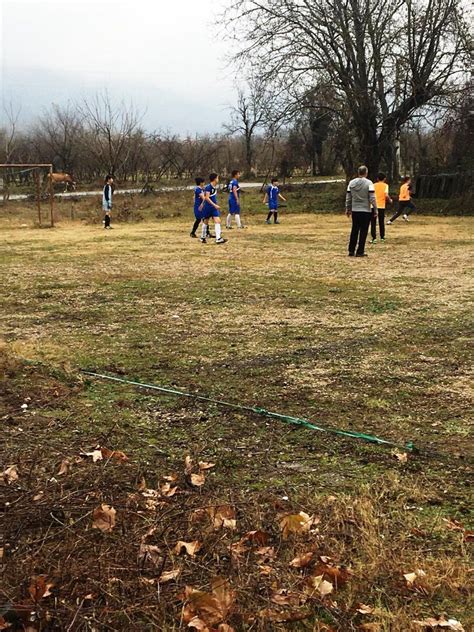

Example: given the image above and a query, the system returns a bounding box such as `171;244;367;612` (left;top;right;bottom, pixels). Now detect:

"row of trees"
1;0;471;186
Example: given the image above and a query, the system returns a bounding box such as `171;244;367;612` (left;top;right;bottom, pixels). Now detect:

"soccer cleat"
403;214;409;221
200;238;207;244
355;253;368;257
207;233;215;238
348;252;355;257
381;238;385;242
274;220;280;224
387;220;392;225
215;237;228;244
370;239;377;244
190;232;197;238
265;219;271;224
226;226;233;229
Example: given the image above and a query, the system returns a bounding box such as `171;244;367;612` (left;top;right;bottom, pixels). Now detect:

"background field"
1;203;473;631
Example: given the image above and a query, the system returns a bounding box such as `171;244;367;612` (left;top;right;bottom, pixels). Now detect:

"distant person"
226;169;244;229
201;173;227;244
371;172;392;243
263;178;286;224
190;177;210;238
346;165;377;257
102;174;114;229
388;176;416;224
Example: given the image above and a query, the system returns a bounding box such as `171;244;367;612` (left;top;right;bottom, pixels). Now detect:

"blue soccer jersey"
203;183;219;217
228;178;240;213
194;186;204;218
268;184;279;209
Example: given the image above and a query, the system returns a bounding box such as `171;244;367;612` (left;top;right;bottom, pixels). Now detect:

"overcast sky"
0;0;237;133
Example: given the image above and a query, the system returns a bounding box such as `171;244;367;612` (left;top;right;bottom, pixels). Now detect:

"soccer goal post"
0;163;55;227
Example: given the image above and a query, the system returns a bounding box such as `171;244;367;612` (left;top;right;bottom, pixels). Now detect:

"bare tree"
228;0;470;178
1;102;22;200
79;91;143;177
225;77;272;176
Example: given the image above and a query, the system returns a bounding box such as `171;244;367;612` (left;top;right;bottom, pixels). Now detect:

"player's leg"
104;211;111;228
403;201;415;220
370;213;377;242
214;216;227;244
388;202;404;224
191;217;200;237
226;212;233;229
348;213;359;255
356;213;371;256
200;218;208;242
274;211;279;224
379;209;385;240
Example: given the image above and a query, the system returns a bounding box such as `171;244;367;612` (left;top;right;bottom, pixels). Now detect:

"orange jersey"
399;182;411;201
374;182;389;209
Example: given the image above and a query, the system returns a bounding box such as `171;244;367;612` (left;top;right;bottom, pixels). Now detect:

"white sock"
235;214;242;228
215;223;221;240
201;223;207;239
226;213;232;228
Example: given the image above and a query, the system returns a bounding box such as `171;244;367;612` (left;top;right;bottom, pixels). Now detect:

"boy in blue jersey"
191;177;206;238
226;169;244;229
201;173;227;244
263;178;286;224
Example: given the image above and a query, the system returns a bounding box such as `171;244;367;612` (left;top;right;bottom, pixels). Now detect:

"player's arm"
198;192;205;211
204;191;220;209
369;188;378;216
263;192;268;203
345;187;352;216
278;193;286;201
385;191;393;205
232;185;240;204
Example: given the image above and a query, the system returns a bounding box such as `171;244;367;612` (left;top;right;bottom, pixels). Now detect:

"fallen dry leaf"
160;482;178;497
3;465;19;484
33;491;44;502
243;530;270;546
57;458;71;476
28;575;54;602
271;589;302;606
183;578;236;627
0;616;10;630
258;564;273;575
159;569;181;583
92;504;116;532
175;540;202;557
356;604;375;615
279;512;318;539
163;473;178;482
404;569;427;586
198;461;215;470
190;472;206;487
359;624;381;631
290;551;315;568
208;505;236;529
306;575;333;597
83;448;103;462
138;476;147;491
412;616;465;630
100;447;129;463
255;546;276;559
138;544;162;566
185;455;194;474
313;560;353;588
392;450;408;463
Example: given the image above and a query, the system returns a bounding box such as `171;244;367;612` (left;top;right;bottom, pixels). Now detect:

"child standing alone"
263;178;286;224
371;172;392;243
102;174;114;229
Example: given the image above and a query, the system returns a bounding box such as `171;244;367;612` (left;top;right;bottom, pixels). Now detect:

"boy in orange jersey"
387;176;416;224
370;172;392;243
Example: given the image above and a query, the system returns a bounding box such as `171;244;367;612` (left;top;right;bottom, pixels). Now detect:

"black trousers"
349;212;371;255
371;209;385;240
389;200;416;223
104;213;111;228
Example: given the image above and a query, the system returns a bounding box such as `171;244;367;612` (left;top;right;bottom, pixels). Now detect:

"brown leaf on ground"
190;508;208;523
185;455;194;474
3;465;19;484
290;551;315;568
359;624;381;631
208;505;237;529
271;589;303;606
137;476;147;491
412;616;465;630
28;575;54;602
312;560;353;588
258;564;273;575
392;450;408;463
0;616;11;630
160;482;178;497
159;569;181;583
100;447;129;462
356;604;375;615
258;608;310;623
92;504;116;532
163;473;178;482
33;491;44;502
84;448;103;462
443;518;465;532
183;578;235;627
191;472;206;487
138;543;162;566
57;458;71;476
279;512;318;539
198;461;215;470
243;530;270;546
464;531;473;542
175;540;202;557
255;546;276;559
305;575;334;597
403;569;429;594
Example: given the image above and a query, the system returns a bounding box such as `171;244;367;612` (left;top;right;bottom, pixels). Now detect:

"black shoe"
207;233;215;238
200;238;207;244
190;232;197;238
226;226;233;230
355;253;368;257
348;252;355;257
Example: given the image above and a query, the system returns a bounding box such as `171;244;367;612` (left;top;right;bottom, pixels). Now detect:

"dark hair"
271;177;278;183
209;172;218;182
403;175;411;182
105;174;113;182
231;169;240;178
377;172;386;181
195;177;205;186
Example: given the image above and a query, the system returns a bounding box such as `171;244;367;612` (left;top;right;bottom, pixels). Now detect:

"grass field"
1;206;473;631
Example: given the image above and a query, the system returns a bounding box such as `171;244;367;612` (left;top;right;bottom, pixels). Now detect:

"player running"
388;176;416;224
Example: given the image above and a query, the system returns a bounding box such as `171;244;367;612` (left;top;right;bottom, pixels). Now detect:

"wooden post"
34;170;42;227
49;166;54;227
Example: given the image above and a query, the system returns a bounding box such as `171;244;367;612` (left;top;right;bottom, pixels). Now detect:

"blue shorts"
194;208;203;220
203;206;220;219
268;205;278;211
228;199;240;214
103;202;111;212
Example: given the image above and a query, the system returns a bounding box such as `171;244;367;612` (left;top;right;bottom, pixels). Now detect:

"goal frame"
0;163;55;227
